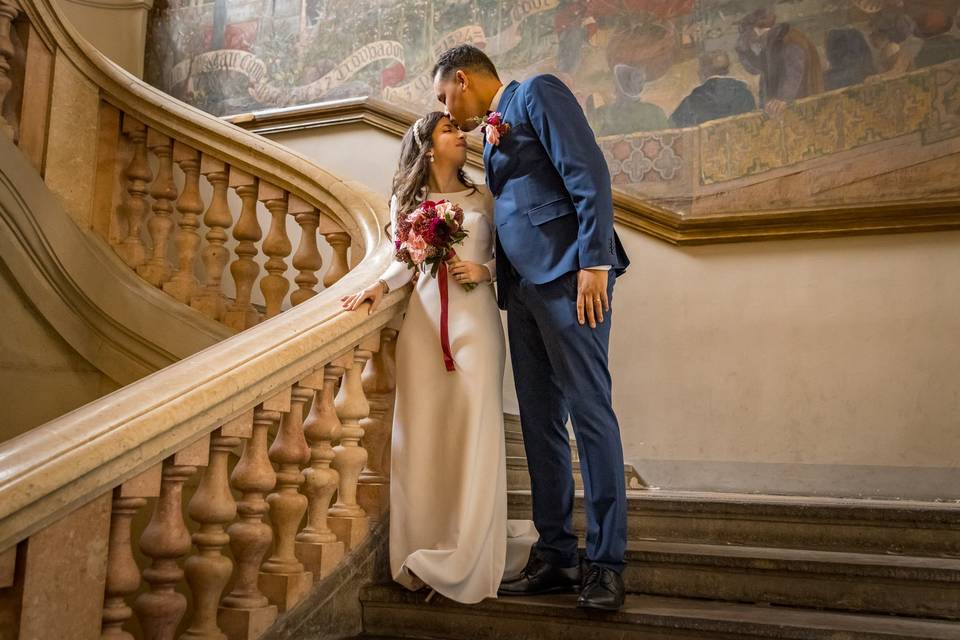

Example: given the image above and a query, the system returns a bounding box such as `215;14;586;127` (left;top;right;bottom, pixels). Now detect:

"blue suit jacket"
484;75;629;309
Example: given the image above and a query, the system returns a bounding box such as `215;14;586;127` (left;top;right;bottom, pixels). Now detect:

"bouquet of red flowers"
394;199;473;290
394;198;472;372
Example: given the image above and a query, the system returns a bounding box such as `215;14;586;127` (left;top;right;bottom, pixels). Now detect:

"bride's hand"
341;280;387;314
448;259;491;285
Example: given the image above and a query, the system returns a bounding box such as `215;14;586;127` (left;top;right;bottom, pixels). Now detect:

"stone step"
507;489;960;556
359;583;960;639
617;540;960;619
506;456;646;491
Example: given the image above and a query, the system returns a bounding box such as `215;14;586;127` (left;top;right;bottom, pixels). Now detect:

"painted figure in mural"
670;50;756;128
869;12;918;75
586;63;670;136
433;44;630;612
735;8;823;116
554;0;595;74
557;0;695;82
823;28;876;91
911;9;960;69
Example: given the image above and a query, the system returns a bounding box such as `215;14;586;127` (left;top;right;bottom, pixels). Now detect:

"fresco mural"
144;0;960;215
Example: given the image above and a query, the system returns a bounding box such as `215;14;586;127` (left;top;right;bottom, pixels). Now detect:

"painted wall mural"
144;0;960;215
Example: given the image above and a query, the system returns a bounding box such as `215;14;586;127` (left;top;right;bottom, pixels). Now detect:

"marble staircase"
353;415;960;639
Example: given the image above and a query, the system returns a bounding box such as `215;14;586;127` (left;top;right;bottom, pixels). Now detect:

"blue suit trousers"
505;265;628;573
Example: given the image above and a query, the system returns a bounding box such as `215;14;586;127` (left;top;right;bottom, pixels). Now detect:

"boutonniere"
474;111;511;146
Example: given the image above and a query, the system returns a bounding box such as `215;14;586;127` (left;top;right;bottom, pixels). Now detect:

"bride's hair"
391;111;476;219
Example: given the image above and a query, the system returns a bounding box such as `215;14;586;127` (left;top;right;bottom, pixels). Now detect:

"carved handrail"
0;0;406;637
0;257;401;547
16;0;366;246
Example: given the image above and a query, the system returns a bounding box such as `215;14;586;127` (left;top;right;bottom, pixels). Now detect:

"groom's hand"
577;269;609;329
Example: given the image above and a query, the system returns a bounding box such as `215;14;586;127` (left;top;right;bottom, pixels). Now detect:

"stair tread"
361;584;960;638
508;488;960;522
623;540;960;574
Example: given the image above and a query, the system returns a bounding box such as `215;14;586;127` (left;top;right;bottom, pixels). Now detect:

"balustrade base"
136;261;171;288
163;275;200;305
191;290;227;321
357;482;389;521
223;306;262;332
218;604;278;640
295;539;345;581
328;515;370;551
258;570;313;612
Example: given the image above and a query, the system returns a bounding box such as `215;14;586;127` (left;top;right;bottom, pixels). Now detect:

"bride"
341;111;535;603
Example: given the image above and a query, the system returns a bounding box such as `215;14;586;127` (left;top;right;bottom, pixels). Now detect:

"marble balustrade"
0;1;404;639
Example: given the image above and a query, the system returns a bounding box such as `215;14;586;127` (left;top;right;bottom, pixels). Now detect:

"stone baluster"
101;465;163;639
259;385;312;612
224;169;262;331
134;436;209;640
0;545;13;589
116;116;152;270
220;406;278;640
288;195;322;306
329;334;379;550
163;142;203;304
182;423;246;640
295;356;352;579
18;493;112;639
192;156;233;321
357;328;398;519
137;131;177;286
258;182;291;318
0;0;19;141
320;215;350;287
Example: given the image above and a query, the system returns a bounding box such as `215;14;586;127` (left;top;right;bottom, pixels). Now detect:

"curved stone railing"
0;0;407;638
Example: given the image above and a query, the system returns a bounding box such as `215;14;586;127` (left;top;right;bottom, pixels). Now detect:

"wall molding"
58;0;153;11
228;97;960;245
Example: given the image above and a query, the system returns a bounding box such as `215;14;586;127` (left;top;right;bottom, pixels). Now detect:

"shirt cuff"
585;265;611;271
483;259;497;283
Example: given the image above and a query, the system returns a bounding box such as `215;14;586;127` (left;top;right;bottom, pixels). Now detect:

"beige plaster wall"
0;259;119;444
268;124;960;499
54;0;152;78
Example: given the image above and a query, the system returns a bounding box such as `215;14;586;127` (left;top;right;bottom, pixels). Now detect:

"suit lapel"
484;80;520;193
483;132;492;177
497;80;521;117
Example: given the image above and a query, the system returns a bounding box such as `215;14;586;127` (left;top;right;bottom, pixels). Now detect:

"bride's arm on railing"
343;194;415;313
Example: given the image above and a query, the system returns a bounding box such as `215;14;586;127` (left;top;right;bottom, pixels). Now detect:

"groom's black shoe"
577;565;625;611
497;552;580;596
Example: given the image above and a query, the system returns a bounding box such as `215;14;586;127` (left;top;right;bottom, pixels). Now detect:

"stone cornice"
229;98;960;245
58;0;153;11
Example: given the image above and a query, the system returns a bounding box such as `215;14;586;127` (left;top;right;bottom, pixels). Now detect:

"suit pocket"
527;197;576;226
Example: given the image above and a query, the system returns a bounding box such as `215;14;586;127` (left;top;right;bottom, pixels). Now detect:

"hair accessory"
412;117;425;148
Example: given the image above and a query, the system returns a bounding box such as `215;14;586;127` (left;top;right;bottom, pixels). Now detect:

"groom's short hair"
432;45;499;82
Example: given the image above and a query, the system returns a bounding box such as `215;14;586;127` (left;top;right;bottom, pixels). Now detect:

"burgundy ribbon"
437;261;456;372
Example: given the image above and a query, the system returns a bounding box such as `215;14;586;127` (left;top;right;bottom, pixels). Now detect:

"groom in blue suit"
433;45;630;610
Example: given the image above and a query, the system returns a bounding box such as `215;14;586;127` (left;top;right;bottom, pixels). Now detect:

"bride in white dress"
341;112;535;604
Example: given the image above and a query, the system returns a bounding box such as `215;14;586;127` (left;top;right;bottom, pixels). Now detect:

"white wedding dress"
380;186;536;604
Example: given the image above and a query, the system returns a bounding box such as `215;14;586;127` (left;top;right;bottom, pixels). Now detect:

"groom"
433;46;630;611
